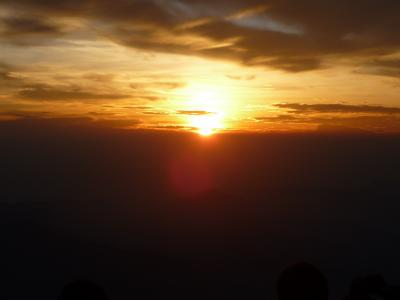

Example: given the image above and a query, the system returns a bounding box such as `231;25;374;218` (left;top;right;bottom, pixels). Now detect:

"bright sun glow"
179;84;230;136
191;113;223;136
199;128;213;136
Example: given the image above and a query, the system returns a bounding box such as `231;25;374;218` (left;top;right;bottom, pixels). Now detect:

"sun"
191;113;223;136
179;84;229;136
199;127;214;136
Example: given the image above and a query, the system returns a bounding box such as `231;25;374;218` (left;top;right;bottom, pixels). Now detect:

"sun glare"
191;113;223;136
199;127;213;136
179;84;230;136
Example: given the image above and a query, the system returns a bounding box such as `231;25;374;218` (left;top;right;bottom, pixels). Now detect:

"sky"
1;0;400;134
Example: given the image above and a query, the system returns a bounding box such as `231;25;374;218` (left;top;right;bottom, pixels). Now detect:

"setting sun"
198;128;213;136
191;113;223;136
177;84;229;135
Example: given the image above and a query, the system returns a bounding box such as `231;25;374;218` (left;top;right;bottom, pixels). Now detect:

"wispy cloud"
176;110;215;116
17;84;129;102
255;102;400;132
226;74;256;81
358;58;400;79
275;103;400;114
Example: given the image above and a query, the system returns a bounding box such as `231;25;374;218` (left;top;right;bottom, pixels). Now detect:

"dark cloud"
0;63;26;90
275;103;400;114
262;83;303;91
316;115;400;133
0;16;63;36
123;105;153;110
0;64;13;81
257;113;400;133
140;95;165;101
0;16;67;45
130;81;186;90
315;124;374;134
176;110;215;116
263;57;322;72
156;82;186;89
0;63;167;103
17;84;129;102
0;113;141;129
255;114;301;122
93;118;141;128
257;103;400;132
150;124;197;130
82;73;116;82
1;0;400;71
359;58;400;78
226;74;256;81
143;111;171;116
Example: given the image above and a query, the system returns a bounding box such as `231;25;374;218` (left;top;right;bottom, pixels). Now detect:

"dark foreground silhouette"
59;280;108;300
277;262;329;300
345;274;400;300
57;263;400;300
2;121;400;299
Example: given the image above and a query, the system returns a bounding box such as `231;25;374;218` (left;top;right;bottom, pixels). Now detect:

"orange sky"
1;0;400;134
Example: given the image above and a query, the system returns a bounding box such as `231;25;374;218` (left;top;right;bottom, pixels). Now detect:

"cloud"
142;111;171;116
257;113;400;133
315;124;373;134
255;115;301;122
92;118;141;128
139;95;165;101
358;58;400;78
155;82;186;89
150;124;197;131
275;103;400;114
1;0;400;72
0;16;63;36
257;102;400;132
17;84;129;102
130;81;186;90
316;115;400;133
123;105;153;110
0;113;141;129
227;4;270;20
0;16;67;45
82;73;116;82
0;63;28;91
226;74;256;81
0;64;14;82
0;63;167;104
176;110;215;116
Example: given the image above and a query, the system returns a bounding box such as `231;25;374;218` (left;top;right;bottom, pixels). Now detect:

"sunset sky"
2;2;400;298
1;0;400;134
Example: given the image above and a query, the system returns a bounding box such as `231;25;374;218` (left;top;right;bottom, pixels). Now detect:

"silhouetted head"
58;280;108;300
277;262;329;300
